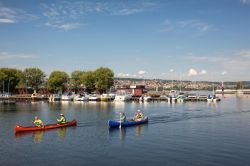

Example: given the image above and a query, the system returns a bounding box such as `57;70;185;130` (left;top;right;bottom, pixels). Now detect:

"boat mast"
179;73;182;92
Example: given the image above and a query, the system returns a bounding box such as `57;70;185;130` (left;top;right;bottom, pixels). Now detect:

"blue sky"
0;0;250;81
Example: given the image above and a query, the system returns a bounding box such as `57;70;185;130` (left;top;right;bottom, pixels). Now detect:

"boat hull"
108;117;148;128
15;120;77;133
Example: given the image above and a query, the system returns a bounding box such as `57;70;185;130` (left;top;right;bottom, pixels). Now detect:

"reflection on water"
119;128;126;141
15;131;44;143
57;127;66;139
109;124;148;142
134;124;147;137
3;94;250;166
15;127;70;143
33;131;44;143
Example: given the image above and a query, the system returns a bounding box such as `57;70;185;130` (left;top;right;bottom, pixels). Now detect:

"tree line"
0;67;114;94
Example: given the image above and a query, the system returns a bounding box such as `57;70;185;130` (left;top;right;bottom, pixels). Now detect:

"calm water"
1;94;250;166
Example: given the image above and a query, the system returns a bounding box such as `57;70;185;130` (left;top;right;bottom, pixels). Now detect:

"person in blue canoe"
57;114;66;124
119;112;126;122
134;110;144;122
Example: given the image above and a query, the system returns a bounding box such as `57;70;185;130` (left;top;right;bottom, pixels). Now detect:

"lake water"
1;94;250;166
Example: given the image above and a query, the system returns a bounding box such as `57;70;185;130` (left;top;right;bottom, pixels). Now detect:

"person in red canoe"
33;116;44;127
57;114;66;124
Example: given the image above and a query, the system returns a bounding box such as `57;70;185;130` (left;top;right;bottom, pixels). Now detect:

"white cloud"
221;71;227;75
0;6;16;23
238;50;250;58
240;0;250;4
116;70;148;78
117;73;131;77
169;69;174;73
0;18;14;23
138;70;147;75
220;50;250;71
111;1;156;16
162;19;214;35
188;68;198;77
41;2;85;31
112;8;143;16
0;52;39;60
199;70;207;75
41;1;156;30
116;72;138;78
161;20;174;32
178;20;214;33
0;5;37;24
186;55;227;62
45;22;81;31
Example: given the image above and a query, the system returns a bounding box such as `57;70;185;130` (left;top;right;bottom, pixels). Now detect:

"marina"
1;94;250;166
1;0;250;165
0;92;214;103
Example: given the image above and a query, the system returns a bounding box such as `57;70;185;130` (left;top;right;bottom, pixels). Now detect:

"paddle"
119;113;122;129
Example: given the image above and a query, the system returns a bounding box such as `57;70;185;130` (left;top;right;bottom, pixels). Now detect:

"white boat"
176;95;186;103
49;94;61;102
89;94;101;101
74;94;89;101
100;94;113;101
114;93;132;102
139;95;152;102
159;95;168;101
61;93;74;101
207;94;220;102
167;90;178;103
108;93;116;100
31;93;44;101
207;80;221;102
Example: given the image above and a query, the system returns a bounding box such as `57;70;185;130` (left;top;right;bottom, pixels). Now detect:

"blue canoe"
108;117;148;128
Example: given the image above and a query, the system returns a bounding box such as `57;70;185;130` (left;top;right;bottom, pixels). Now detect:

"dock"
0;95;48;102
216;89;250;94
1;94;214;103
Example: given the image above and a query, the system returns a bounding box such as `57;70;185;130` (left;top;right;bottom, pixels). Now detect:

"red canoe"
15;120;77;133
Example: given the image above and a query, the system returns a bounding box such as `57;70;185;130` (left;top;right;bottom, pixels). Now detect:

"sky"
0;0;250;82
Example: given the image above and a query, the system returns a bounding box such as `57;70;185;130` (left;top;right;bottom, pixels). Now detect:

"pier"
0;93;216;103
216;89;250;94
0;95;49;102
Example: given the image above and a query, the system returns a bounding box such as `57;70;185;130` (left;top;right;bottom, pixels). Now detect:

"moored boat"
100;94;113;101
108;117;148;128
61;93;74;101
15;120;77;133
114;93;132;102
31;93;44;101
207;94;221;102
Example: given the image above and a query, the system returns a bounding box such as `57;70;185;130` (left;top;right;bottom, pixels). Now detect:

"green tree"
23;68;46;91
70;70;85;91
94;67;114;93
80;71;96;93
0;68;23;94
48;71;69;93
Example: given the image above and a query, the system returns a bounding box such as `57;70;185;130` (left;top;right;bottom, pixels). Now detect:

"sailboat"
207;81;220;102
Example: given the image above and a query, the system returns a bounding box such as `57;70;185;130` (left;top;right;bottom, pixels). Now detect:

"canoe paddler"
33;116;44;127
119;112;126;122
134;110;144;122
57;114;66;124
